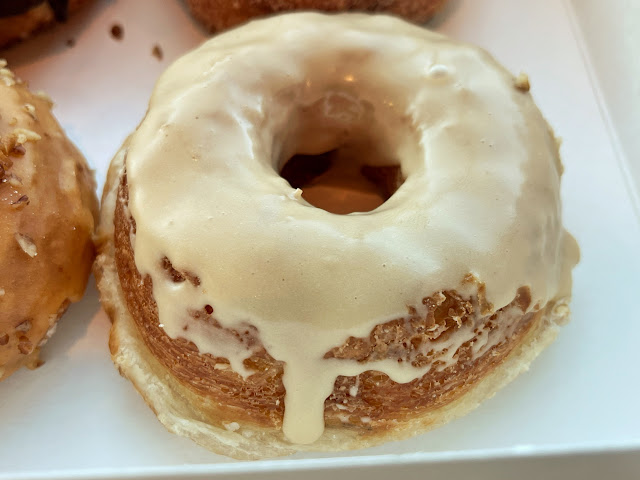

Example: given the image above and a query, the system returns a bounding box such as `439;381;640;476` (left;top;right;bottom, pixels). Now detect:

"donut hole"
280;151;403;214
276;90;418;214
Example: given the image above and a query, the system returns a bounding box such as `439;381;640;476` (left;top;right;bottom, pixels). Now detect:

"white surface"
571;0;640;201
0;0;639;478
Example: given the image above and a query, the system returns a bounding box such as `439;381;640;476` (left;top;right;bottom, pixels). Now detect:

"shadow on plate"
38;275;104;362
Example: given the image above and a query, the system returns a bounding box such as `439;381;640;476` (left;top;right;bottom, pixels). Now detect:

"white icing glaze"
123;13;579;445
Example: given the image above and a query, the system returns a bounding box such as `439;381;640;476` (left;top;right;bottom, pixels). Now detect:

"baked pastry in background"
0;61;98;381
186;0;448;32
94;13;579;459
0;0;89;48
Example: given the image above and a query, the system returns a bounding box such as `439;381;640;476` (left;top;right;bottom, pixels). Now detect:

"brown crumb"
11;195;29;209
15;319;31;333
28;358;45;370
515;73;530;92
152;44;163;61
110;23;124;41
18;336;33;355
11;144;26;156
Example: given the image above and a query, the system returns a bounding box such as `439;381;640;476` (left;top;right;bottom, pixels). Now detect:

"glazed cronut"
106;170;556;434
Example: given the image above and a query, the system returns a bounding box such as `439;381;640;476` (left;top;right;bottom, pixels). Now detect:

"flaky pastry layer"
95;151;571;459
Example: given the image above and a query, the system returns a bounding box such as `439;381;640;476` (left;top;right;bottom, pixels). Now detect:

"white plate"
1;0;639;478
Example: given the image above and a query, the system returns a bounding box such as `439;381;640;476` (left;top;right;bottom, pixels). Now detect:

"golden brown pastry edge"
185;0;449;33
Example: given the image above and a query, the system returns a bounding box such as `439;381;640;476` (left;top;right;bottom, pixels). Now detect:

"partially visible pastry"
0;61;98;380
0;0;89;49
186;0;448;32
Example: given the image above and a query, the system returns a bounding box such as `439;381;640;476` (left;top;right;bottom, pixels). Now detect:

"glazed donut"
94;13;579;459
0;0;89;49
186;0;448;32
0;61;97;380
